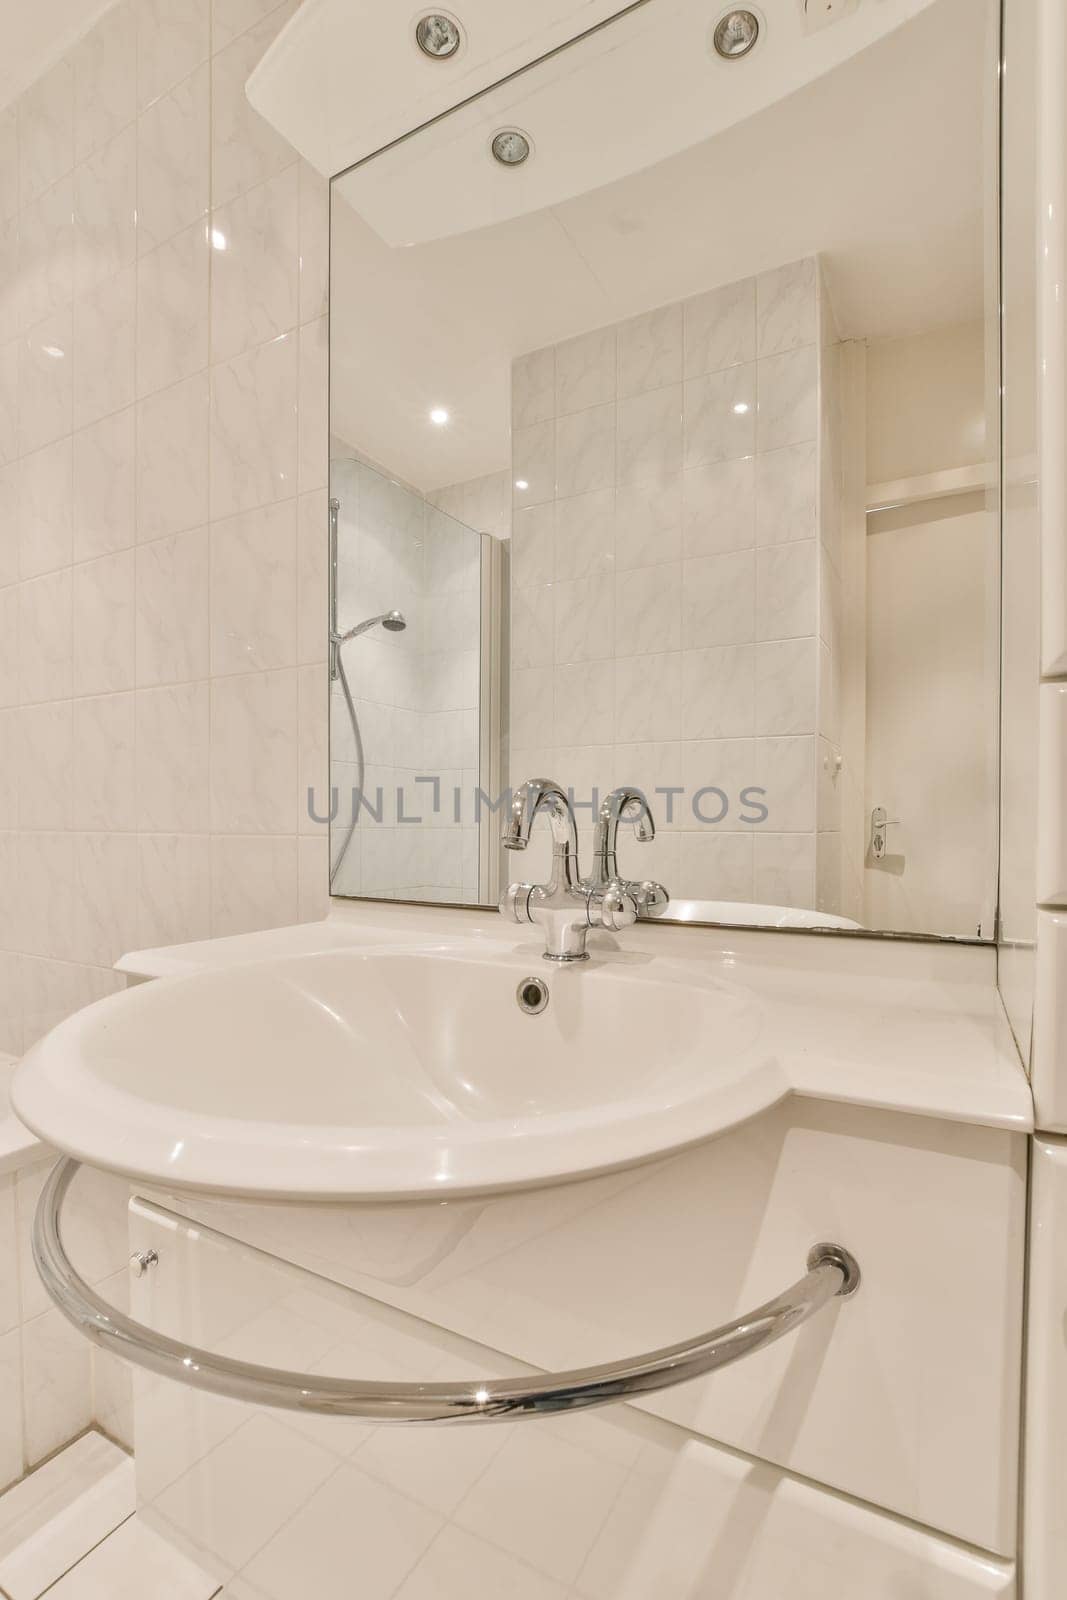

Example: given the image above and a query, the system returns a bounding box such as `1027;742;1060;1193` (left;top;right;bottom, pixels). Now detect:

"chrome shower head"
334;609;408;645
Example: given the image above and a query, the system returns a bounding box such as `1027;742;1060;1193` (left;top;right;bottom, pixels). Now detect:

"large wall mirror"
327;0;1001;940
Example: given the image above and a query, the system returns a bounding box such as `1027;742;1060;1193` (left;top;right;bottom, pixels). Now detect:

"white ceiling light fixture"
429;406;451;425
514;479;529;491
415;13;462;59
491;129;532;167
712;8;761;60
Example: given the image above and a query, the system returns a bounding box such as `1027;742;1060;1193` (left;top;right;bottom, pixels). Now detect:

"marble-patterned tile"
681;550;756;649
18;60;74;205
755;440;817;545
137;833;211;947
553;658;613;748
757;346;818;452
616;384;682;488
14;832;76;959
554;487;614;580
757;257;817;358
298;161;329;325
511;503;555;588
617;302;683;399
211;667;299;833
73;265;136;428
16;700;72;830
613;474;682;571
683;276;755;378
72;693;136;831
615;650;682;742
512;419;555;508
616;561;681;656
136;0;210;112
135;526;210;686
19;308;73;455
0;463;16;588
73;550;136;695
512;345;555;429
73;406;136;561
211;165;299;361
211;5;300;208
683;364;756;469
0;218;16;345
136;220;210;398
756;540;817;641
210;833;300;936
755;637;817;736
678;829;754;901
135;681;210;831
0;587;19;709
0;1328;22;1493
17;175;74;333
210;331;298;517
73;0;137;163
73;125;137;299
19;435;72;579
554;575;613;664
211;500;297;675
71;831;139;965
0;107;17;224
680;738;758;828
682;454;755;558
556;402;615;499
136;370;210;541
296;488;328;665
298;315;328;492
0;338;16;467
18;567;72;704
555;325;616;415
136;63;210;256
753;829;816;909
680;643;756;740
511;583;555;670
756;735;816;832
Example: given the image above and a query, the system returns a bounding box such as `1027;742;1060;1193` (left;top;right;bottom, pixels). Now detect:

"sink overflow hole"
517;977;549;1015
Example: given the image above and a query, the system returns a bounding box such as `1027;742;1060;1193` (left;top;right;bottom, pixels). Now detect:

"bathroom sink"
12;941;776;1201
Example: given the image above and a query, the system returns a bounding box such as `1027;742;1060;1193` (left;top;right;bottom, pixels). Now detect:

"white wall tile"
72;693;136;831
135;527;210;686
555;326;616;415
136;682;211;832
16;700;72;830
211;668;298;833
683;364;756;468
211;501;297;676
757;257;817;357
138;834;212;948
17;176;74;333
18;61;74;206
18;436;72;579
73;407;136;561
20;1308;92;1468
210;332;298;517
136;371;210;541
210;166;299;362
556;403;615;499
73;127;137;299
684;278;755;378
73;267;136;428
757;346;818;451
136;222;210;399
18;567;72;703
72;551;136;695
136;64;211;257
137;0;210;113
211;6;299;209
73;0;137;164
19;309;72;455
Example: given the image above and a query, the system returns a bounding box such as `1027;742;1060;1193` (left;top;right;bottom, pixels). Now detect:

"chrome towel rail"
34;1157;860;1425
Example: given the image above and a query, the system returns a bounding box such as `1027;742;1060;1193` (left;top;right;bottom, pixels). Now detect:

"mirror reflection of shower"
329;493;410;888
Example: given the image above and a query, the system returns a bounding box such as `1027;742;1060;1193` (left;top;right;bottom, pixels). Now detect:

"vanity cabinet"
135;1097;1025;1585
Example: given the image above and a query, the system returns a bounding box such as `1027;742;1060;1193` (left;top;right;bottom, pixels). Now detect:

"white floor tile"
0;1432;133;1600
241;1462;441;1600
43;1514;220;1599
395;1524;569;1600
151;1412;337;1573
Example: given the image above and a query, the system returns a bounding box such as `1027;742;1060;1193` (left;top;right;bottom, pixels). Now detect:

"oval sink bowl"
13;942;779;1201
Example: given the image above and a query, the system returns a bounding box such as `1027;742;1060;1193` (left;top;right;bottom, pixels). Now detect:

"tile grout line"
32;1508;136;1599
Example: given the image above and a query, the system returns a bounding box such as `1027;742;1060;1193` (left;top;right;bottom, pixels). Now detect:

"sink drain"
516;976;549;1015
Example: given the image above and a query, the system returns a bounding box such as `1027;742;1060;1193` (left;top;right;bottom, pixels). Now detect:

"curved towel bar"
34;1157;860;1425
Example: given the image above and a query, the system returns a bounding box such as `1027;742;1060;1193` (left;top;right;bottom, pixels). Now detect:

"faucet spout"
503;778;583;896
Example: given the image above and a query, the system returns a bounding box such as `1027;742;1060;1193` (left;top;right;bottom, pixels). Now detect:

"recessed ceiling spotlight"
429;407;450;426
733;401;750;414
491;129;531;167
712;8;760;59
415;13;462;59
514;479;529;491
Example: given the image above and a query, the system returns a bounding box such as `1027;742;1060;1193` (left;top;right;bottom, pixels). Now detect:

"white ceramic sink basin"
13;941;778;1201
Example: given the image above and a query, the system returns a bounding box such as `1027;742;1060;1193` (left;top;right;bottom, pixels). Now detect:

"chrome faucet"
500;778;641;962
587;788;669;916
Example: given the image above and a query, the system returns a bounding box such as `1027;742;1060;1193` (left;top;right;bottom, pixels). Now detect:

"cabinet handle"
35;1158;860;1425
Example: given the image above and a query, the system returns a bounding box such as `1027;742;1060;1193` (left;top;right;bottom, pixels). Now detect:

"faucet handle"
593;882;639;933
500;883;535;924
